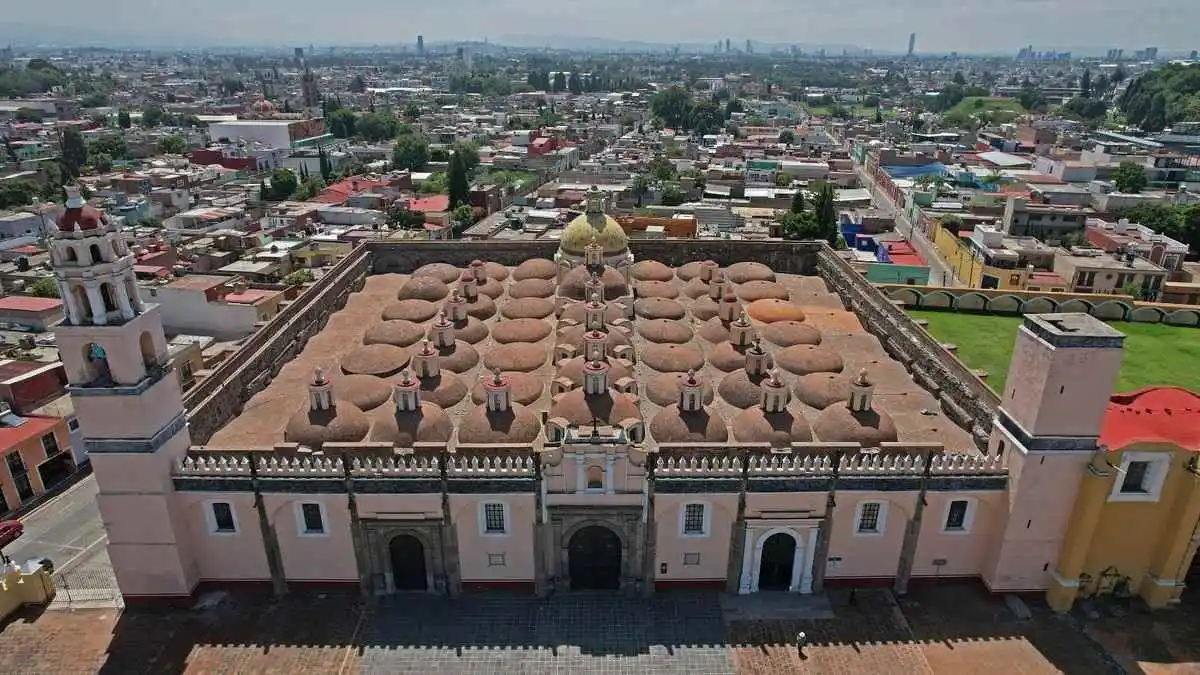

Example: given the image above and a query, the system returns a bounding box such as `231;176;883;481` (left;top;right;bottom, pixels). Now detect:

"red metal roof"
0;296;63;313
407;195;450;213
1100;387;1200;452
0;414;61;450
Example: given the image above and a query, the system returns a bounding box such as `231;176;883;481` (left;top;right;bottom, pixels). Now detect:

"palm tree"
631;174;651;207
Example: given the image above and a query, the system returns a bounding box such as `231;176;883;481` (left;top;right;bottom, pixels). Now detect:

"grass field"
908;310;1200;395
944;97;1027;123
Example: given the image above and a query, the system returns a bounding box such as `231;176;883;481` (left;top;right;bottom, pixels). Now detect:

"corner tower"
982;313;1125;592
50;187;198;599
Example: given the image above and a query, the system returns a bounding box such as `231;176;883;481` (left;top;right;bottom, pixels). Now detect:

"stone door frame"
548;505;644;595
362;518;449;596
738;523;819;594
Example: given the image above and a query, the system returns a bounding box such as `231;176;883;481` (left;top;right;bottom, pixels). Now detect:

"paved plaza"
0;582;1195;674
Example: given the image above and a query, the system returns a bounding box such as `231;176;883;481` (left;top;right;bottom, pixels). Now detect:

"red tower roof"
1099;387;1200;452
58;205;106;232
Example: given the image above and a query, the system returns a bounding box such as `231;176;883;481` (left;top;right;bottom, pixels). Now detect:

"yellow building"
930;219;1066;291
1047;387;1200;610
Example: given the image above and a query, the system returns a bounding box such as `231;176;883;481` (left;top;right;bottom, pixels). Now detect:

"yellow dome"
560;212;629;255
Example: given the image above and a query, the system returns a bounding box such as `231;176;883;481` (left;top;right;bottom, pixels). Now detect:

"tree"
452;141;480;172
0;181;37;209
447;151;471;209
116;110;131;129
1113;161;1148;194
14;107;43;123
1063;97;1107;121
91;152;113;173
1080;69;1092;98
265;168;298;201
392;133;429;171
318;146;333;182
404;102;421;121
811;181;839;245
326;108;357;138
778;210;821;239
140;104;165;127
452;204;475;225
939;214;964;236
89;135;127;159
552;72;567;92
650;86;692;129
630;174;651;207
1118;64;1200;129
221;77;245;95
293;176;326;201
952;71;966;86
60;127;88;177
158;135;187;155
357;112;398;142
660;184;686;206
723;98;744;119
568;72;583;95
646;156;676;183
875;107;884;123
348;74;367;93
790;190;806;214
283;268;315;285
1015;88;1047;112
29;277;60;298
778;129;795;145
1119;281;1146;300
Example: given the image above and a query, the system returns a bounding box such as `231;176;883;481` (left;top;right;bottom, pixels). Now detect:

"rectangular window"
482;503;506;535
682;503;707;536
945;500;969;530
1121;461;1151;494
857;502;882;534
40;433;61;457
67;418;80;432
299;502;325;535
6;452;26;477
210;502;236;534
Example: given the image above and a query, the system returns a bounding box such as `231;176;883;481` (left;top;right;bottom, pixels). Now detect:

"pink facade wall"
177;492;271;581
911;491;1003;578
451;494;537;583
262;495;358;582
654;494;738;583
825;491;915;580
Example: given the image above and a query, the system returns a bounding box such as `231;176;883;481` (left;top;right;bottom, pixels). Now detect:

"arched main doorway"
389;534;428;591
568;525;622;590
758;532;797;591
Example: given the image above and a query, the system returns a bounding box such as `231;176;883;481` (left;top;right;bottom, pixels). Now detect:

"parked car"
0;520;24;549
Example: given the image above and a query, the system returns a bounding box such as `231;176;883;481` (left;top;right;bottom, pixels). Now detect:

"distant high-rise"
725;39;731;53
907;33;916;57
1191;50;1198;60
417;35;425;55
746;39;752;54
294;47;304;64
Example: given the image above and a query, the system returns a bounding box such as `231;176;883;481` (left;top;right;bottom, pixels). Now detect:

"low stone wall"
880;284;1200;327
817;251;999;449
184;245;372;443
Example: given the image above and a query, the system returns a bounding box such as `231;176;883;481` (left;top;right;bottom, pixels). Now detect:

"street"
3;475;110;576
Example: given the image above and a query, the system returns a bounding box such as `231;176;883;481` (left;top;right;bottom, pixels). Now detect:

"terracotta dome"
550;388;641;426
708;341;768;373
397;276;450;302
58;204;107;231
641;343;704;373
395;370;468;408
725;262;776;283
341;344;410;377
645;372;715;407
484;343;548;372
775;345;844;376
249;98;278;115
473;277;505;299
471;371;544;405
333;374;393;411
559;300;625;324
696;317;732;343
501;297;555;320
458;404;542;444
381;299;439;322
558;266;629;301
718;370;770;409
492;318;554;344
369;402;453;446
732;407;813;446
412;263;461;284
631;260;674;282
463;294;497;320
284;400;370;450
674;260;708;281
435;341;480;373
746;299;807;323
443;317;489;344
558;325;631;355
633;280;679;299
813;405;898;446
513;258;557;281
474;260;510;281
736;280;790;302
681;277;712;299
556;356;632;386
690;296;719;321
363;320;425;347
651;404;728;443
508;278;556;299
760;320;822;347
638;319;693;344
634;297;686;320
795;372;852;410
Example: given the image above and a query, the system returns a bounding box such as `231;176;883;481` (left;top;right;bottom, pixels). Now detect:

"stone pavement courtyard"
0;582;1195;674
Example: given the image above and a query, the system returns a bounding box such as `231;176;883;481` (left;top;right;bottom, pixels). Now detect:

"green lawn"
908;310;1200;395
944;97;1026;123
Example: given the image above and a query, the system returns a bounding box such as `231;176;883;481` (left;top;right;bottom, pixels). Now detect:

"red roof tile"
0;296;63;313
407;195;450;213
1100;387;1200;452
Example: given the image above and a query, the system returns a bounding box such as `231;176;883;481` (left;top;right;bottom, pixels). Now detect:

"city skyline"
2;0;1199;53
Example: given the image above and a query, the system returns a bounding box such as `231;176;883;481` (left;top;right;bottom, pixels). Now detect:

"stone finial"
849;368;875;413
761;368;789;413
309;367;333;411
313;367;327;385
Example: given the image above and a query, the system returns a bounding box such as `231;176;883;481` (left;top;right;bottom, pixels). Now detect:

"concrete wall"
145;286;261;340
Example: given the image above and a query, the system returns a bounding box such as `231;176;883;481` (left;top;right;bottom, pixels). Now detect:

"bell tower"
50;187;198;599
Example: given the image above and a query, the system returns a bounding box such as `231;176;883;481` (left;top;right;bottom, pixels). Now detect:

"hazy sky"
8;0;1200;52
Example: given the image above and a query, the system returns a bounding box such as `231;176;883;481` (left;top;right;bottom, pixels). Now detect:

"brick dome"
775;345;844;376
645;371;715;407
813;405;898;447
397;276;450;302
369;402;453;446
363;320;425;347
508;278;556;299
632;280;680;299
492;318;554;344
746;299;807;323
435;341;480;374
760;320;822;347
641;343;704;373
558;266;628;301
696;317;732;343
735;280;790;302
412;263;460;284
634;297;686;320
284;400;370;450
718;370;770;409
674;260;709;281
483;343;548;372
731;407;813;446
333;373;393;411
463;294;497;320
631;260;674;282
559;300;625;324
471;371;544;405
558;325;631;356
725;261;776;283
512;258;558;281
474;260;510;281
708;341;769;373
501;297;555;320
550;388;640;427
443;316;489;344
458;404;542;444
795;372;851;409
341;344;411;377
556;356;632;386
381;299;439;322
638;319;693;344
650;404;728;443
394;370;467;408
